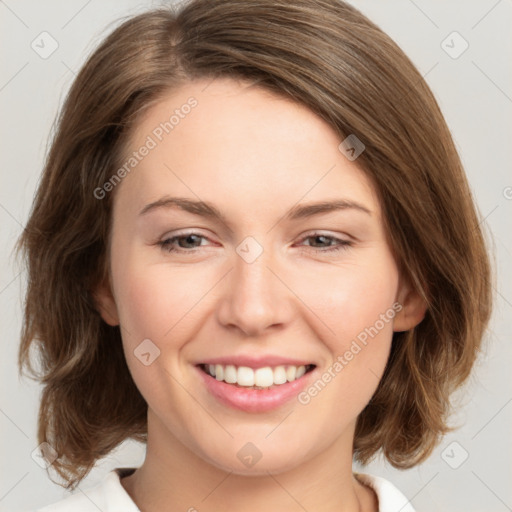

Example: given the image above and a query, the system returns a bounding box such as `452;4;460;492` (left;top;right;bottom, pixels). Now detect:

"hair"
16;0;492;490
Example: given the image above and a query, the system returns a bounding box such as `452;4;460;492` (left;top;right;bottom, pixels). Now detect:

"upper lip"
197;355;316;369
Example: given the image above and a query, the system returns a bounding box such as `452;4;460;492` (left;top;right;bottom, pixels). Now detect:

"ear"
92;273;120;327
393;276;428;332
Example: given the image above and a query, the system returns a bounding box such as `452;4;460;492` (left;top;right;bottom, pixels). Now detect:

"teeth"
254;367;273;387
215;364;224;381
286;366;297;382
203;363;311;387
224;364;237;384
273;366;287;385
237;366;255;386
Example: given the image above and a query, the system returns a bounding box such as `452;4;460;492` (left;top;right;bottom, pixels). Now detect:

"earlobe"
92;276;120;327
393;279;428;333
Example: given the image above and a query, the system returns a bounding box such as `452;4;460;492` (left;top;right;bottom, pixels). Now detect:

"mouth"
196;362;317;412
197;363;316;390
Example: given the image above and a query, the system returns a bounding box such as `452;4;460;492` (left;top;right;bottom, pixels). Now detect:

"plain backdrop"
1;1;511;511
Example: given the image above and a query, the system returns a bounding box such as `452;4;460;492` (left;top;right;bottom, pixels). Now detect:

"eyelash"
157;232;353;254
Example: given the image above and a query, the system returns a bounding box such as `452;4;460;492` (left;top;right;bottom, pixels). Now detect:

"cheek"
296;252;399;346
294;253;399;403
112;251;202;343
110;255;203;411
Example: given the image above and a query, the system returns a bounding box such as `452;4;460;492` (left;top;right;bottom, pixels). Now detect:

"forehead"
115;77;380;221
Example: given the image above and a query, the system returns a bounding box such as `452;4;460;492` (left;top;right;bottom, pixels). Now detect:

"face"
96;77;424;475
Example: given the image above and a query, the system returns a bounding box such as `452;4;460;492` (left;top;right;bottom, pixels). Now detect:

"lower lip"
196;365;315;413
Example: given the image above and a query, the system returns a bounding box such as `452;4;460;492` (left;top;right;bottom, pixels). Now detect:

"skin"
95;77;426;512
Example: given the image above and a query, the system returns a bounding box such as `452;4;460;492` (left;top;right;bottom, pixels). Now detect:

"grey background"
1;1;511;511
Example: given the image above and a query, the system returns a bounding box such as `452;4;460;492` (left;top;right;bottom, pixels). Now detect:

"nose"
216;241;293;337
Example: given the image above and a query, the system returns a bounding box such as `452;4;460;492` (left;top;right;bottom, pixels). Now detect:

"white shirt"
33;467;415;512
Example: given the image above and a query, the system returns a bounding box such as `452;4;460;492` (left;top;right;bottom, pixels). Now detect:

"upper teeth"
206;364;309;387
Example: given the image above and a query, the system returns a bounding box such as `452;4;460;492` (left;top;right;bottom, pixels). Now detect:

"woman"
18;1;492;510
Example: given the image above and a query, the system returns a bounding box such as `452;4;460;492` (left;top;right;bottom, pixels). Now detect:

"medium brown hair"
16;0;492;489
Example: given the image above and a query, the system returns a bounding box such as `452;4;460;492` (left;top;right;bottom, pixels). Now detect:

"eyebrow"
139;196;371;231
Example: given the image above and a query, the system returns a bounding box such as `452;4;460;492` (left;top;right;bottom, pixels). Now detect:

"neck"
120;410;377;512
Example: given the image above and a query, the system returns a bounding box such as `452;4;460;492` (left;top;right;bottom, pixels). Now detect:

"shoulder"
31;468;140;512
354;472;416;512
30;468;413;512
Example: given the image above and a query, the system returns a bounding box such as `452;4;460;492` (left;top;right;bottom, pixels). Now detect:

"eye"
296;232;353;253
157;231;353;255
158;232;210;253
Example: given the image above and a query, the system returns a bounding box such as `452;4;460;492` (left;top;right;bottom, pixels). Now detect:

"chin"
198;443;309;476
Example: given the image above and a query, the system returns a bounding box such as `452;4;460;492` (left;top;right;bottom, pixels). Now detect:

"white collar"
354;472;416;512
38;467;415;512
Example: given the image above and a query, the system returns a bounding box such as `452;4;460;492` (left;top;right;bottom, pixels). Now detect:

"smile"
199;363;315;389
196;362;317;413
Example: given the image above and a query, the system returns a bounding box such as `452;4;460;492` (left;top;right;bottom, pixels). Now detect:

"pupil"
181;235;199;248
